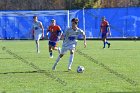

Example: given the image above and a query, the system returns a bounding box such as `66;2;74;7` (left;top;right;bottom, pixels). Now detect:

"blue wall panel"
0;8;140;39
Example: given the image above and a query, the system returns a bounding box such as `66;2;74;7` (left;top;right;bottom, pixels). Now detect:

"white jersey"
62;27;85;47
32;21;42;35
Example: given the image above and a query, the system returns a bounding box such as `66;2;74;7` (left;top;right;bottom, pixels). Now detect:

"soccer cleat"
50;52;53;58
52;62;58;70
103;47;105;49
68;69;71;71
68;67;71;71
37;50;40;53
108;43;111;48
52;66;56;70
50;55;53;58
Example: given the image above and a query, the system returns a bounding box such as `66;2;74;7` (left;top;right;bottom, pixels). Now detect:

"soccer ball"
77;66;85;73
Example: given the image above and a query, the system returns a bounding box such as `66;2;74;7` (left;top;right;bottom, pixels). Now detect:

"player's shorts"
61;44;77;54
34;33;42;41
102;33;107;39
49;41;58;47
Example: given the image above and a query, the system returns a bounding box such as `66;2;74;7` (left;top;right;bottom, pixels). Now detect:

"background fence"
0;7;140;39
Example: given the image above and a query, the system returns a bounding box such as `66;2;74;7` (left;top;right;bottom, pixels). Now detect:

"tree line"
0;0;140;10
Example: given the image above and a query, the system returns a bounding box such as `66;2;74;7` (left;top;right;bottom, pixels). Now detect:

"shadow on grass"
0;70;46;74
0;57;15;59
104;91;140;93
110;49;140;50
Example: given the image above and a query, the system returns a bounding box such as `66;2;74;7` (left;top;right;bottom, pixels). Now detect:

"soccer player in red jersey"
100;16;111;48
47;19;62;58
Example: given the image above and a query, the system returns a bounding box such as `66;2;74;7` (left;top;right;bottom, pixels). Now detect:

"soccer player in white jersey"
32;16;44;53
52;18;86;71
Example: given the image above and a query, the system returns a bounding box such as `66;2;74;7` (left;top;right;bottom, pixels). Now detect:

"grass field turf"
0;40;140;93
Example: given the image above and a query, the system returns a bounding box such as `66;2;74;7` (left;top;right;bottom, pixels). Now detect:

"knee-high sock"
36;41;39;52
106;41;109;44
50;52;52;56
68;54;74;69
53;56;61;68
103;41;106;48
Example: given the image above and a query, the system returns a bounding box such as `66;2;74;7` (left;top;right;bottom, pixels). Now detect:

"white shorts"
61;44;76;54
34;33;42;41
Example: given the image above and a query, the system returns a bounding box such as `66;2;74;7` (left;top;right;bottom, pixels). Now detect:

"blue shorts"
102;33;107;39
48;41;58;47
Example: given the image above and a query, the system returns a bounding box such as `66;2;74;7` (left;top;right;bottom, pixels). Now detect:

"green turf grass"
0;40;140;93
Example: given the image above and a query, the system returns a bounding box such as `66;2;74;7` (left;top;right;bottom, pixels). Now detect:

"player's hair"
51;19;56;22
33;16;37;19
102;16;106;20
71;18;79;24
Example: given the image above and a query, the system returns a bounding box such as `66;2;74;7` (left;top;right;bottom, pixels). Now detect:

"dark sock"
103;42;106;48
50;52;52;56
106;41;109;44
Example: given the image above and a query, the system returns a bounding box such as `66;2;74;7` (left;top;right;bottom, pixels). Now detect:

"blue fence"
0;7;140;39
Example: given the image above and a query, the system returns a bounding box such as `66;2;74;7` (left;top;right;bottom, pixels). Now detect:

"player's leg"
52;46;67;70
105;34;111;48
35;40;38;52
52;47;61;54
35;40;40;53
49;46;53;58
35;34;41;53
48;41;53;58
102;33;111;48
52;42;61;54
52;54;64;70
102;34;106;48
68;49;75;71
106;39;110;48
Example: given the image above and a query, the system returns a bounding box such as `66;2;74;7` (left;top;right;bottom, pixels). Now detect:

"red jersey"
48;25;61;42
100;20;109;33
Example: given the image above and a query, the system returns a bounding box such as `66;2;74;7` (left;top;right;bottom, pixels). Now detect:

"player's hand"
107;32;111;36
84;43;87;48
109;33;111;36
58;36;61;41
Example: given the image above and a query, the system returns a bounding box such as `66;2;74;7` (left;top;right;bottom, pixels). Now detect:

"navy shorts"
102;33;107;39
49;41;58;47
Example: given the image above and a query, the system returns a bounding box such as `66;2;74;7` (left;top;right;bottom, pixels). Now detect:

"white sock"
58;47;61;54
68;54;74;69
36;41;40;52
53;56;61;68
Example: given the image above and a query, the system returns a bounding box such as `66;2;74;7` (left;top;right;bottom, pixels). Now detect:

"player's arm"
46;26;50;36
57;26;63;40
31;25;34;39
31;28;34;35
40;22;44;38
61;28;68;40
83;34;87;48
107;22;111;36
46;26;50;40
80;30;86;48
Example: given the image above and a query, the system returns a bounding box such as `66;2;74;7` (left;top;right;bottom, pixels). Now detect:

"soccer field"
0;40;140;93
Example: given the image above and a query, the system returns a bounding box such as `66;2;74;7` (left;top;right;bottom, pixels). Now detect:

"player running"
52;18;86;71
46;19;62;58
99;16;111;48
32;16;44;53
